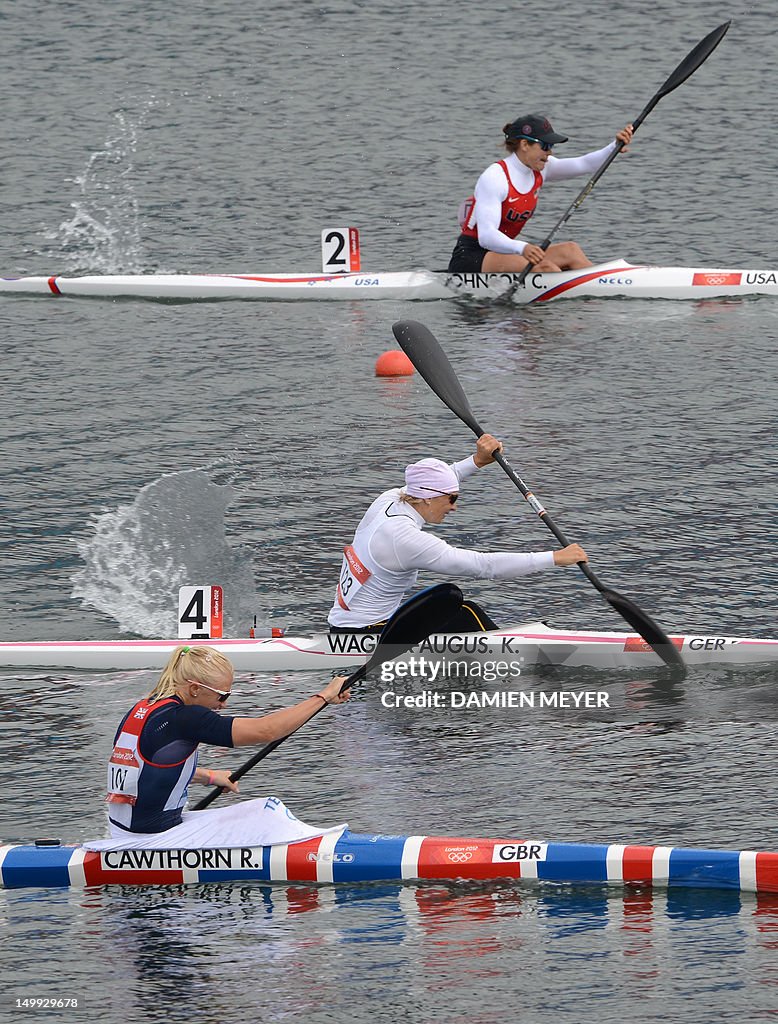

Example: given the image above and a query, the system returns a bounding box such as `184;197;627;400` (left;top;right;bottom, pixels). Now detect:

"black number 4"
181;590;207;630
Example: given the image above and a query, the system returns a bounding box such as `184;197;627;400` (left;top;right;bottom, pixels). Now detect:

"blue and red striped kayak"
3;830;777;893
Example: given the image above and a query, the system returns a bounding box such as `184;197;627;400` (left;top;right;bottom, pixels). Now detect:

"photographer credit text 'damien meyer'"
377;654;610;711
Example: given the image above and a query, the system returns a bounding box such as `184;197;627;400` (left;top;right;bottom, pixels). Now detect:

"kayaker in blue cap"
448;114;633;274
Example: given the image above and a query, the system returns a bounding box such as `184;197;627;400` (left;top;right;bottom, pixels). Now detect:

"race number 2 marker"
321;227;361;273
178;585;223;639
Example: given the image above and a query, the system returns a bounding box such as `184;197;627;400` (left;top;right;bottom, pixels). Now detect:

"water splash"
39;102;159;274
71;468;260;637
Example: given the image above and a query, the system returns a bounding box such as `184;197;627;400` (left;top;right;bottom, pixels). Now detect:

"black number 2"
325;230;346;265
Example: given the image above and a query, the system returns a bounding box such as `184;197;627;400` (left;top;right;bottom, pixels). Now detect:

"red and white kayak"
1;622;776;673
1;260;776;302
3;828;778;893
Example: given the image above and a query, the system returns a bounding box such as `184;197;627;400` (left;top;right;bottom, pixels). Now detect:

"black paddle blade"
656;21;730;99
600;585;686;675
347;582;464;687
392;320;484;436
391;319;685;674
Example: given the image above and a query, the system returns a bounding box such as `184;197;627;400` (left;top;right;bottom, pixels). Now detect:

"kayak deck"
3;829;777;893
1;260;776;302
1;622;776;672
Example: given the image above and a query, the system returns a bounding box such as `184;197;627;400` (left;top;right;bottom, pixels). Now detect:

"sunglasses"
417;487;460;504
522;136;554;152
191;681;231;703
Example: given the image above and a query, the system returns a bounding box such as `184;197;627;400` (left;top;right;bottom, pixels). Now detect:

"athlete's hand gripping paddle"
502;22;730;300
392;319;685;675
193;583;464;809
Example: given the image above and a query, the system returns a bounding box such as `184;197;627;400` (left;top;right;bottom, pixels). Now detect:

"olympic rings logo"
447;850;474;863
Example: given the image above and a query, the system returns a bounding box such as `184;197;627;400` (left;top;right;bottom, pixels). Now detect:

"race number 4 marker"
321;227;361;273
178;585;223;639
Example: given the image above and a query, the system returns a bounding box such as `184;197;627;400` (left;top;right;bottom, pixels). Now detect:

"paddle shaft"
480;440;681;661
192;582;465;810
513;21;730;286
391;318;685;672
492;451;610;595
192;672;358;810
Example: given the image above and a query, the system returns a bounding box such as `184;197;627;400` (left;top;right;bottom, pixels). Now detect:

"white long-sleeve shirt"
367;493;554;576
327;456;555;628
472;143;616;254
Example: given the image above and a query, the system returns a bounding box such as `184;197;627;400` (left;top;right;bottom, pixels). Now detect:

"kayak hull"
2;830;777;892
1;623;776;672
1;261;776;302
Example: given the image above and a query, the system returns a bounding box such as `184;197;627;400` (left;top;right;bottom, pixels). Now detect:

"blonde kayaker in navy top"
448;114;633;274
107;645;349;835
328;434;587;633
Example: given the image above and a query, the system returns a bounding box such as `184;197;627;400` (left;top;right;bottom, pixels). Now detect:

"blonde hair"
399;492;425;507
149;645;234;700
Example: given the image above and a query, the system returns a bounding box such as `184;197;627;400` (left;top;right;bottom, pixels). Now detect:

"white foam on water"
71;466;260;637
38;100;163;274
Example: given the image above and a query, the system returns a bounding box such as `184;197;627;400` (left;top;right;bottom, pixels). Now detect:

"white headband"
404;458;459;498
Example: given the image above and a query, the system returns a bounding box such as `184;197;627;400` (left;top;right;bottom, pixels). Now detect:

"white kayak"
1;260;776;302
1;622;776;673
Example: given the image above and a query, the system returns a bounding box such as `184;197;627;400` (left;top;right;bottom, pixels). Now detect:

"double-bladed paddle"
392;318;685;675
503;21;730;298
193;582;464;809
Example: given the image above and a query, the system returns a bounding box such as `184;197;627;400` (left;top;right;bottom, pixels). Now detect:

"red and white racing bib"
336;545;372;610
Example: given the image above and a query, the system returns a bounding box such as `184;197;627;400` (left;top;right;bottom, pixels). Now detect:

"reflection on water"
4;879;778;1022
2;0;777;1020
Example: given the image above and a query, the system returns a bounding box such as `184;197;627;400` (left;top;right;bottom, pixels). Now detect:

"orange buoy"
375;350;415;377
